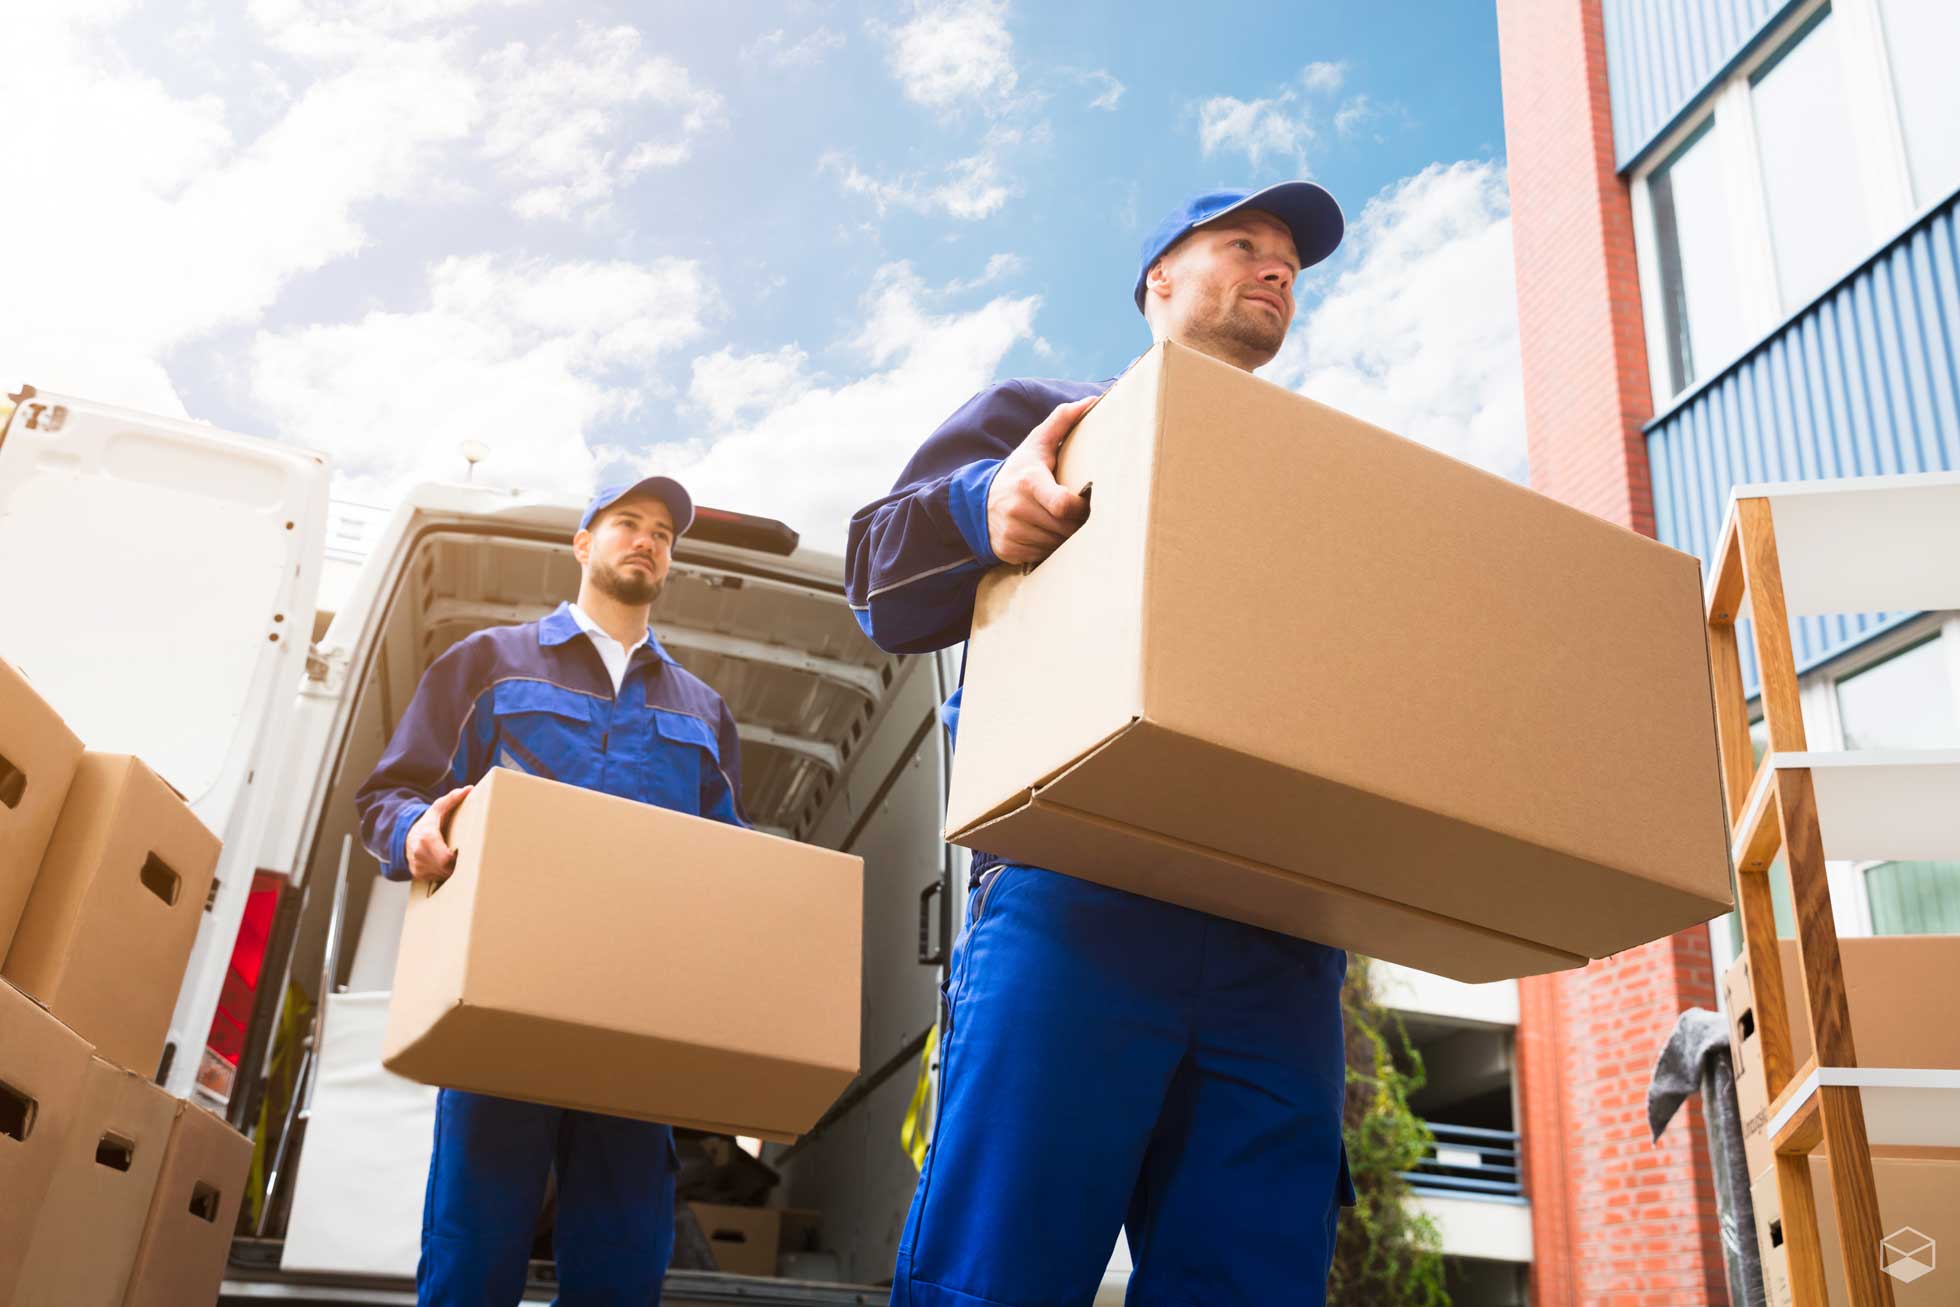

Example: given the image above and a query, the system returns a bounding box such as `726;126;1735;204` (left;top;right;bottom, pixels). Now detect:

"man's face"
577;493;676;606
1148;209;1301;365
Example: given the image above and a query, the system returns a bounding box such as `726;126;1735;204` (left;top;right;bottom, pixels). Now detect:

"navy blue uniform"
848;378;1353;1307
357;602;746;1306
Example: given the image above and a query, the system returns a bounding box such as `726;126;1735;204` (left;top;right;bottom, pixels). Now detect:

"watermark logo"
1881;1226;1936;1285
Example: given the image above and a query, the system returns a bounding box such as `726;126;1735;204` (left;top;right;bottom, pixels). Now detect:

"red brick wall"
1496;1;1728;1304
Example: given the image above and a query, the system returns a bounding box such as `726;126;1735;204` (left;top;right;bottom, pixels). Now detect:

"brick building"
1488;1;1960;1303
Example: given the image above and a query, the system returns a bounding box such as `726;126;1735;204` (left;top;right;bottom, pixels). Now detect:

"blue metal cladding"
1601;0;1801;170
1647;193;1960;695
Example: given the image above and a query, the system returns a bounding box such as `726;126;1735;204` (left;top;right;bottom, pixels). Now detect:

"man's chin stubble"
596;565;663;607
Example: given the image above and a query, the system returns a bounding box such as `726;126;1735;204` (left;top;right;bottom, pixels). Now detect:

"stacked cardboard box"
1723;937;1960;1180
383;767;864;1141
689;1203;822;1278
0;658;248;1305
1;658;84;956
1723;938;1960;1304
946;342;1733;985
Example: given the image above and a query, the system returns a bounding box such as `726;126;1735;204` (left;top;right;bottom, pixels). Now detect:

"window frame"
1628;0;1919;408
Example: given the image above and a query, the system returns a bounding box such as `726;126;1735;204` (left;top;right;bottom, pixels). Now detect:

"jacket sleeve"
354;639;496;881
844;380;1055;654
701;699;749;829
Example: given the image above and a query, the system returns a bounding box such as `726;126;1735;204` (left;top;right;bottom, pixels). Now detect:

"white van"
0;387;1132;1304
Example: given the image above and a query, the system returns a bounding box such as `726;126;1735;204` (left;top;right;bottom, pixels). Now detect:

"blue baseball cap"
1133;181;1344;313
579;476;695;536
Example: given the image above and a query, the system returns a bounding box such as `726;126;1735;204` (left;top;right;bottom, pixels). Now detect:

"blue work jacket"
355;602;746;881
844;376;1109;887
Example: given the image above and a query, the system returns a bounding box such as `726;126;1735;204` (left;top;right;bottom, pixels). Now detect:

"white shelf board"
1740;750;1960;862
1767;1066;1960;1151
1720;471;1960;618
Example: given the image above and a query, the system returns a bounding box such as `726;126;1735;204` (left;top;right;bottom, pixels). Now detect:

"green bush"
1328;955;1451;1307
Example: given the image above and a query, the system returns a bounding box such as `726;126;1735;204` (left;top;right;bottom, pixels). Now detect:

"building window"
1876;0;1960;205
1749;6;1870;310
1833;635;1960;751
1649;120;1745;393
1865;861;1960;934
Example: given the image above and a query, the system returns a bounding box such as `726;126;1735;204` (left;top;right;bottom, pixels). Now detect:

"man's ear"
1145;257;1172;300
572;527;592;566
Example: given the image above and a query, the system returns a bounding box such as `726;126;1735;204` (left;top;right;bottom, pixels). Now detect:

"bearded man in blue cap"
847;183;1355;1305
357;475;745;1306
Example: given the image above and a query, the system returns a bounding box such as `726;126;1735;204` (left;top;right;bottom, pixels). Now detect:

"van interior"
231;514;958;1298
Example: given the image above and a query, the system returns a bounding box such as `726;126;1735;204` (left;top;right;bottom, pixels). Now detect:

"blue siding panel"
1646;195;1960;697
1601;0;1799;170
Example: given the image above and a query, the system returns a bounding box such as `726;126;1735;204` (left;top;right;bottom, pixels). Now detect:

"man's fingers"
432;784;473;815
1028;395;1099;454
1034;478;1090;524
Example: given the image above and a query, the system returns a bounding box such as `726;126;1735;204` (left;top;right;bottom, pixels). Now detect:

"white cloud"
823;128;1021;222
881;0;1017;112
1198;94;1311;169
644;264;1038;552
249;254;711;502
479;24;723;221
0;7;479;414
1301;60;1346;94
689;346;811;424
1083;69;1125;111
1262;161;1525;481
746;26;844;69
944;253;1026;293
1335;94;1377;137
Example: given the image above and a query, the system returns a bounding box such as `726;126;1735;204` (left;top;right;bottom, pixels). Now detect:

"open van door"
0;387;331;1098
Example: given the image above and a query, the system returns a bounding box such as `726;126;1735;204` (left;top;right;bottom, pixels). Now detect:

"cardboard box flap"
944;715;1141;840
1018;718;1724;960
958;787;1586;983
944;347;1167;837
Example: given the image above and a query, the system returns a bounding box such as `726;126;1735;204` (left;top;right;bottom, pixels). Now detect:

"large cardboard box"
1725;937;1960;1179
382;767;863;1141
0;979;94;1304
3;752;222;1074
946;341;1732;983
120;1098;252;1307
1753;1153;1960;1306
15;1055;179;1306
0;658;84;956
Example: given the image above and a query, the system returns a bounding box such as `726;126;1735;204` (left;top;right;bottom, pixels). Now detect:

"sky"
2;0;1523;553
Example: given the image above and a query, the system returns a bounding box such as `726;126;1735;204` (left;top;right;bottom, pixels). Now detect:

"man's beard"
593;558;665;606
1190;294;1287;365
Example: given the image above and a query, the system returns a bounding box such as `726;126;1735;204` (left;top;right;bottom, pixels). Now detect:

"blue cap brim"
1133;180;1344;311
579;476;695;536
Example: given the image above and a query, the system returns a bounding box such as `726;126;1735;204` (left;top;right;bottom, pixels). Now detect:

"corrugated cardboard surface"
120;1099;252;1307
1727;939;1960;1180
15;1055;178;1306
948;340;1731;979
692;1203;782;1277
1753;1154;1960;1306
383;768;863;1140
4;753;221;1074
0;979;94;1304
0;659;83;957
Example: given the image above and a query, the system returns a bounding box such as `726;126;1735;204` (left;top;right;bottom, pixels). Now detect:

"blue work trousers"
419;1088;677;1306
891;865;1351;1306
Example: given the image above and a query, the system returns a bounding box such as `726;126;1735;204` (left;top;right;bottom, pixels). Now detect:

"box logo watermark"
1881;1226;1936;1285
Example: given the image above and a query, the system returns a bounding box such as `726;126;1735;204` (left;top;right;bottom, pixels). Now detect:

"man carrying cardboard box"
846;184;1355;1306
356;476;745;1307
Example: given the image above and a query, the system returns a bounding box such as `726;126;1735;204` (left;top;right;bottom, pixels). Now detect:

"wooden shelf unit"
1706;476;1960;1307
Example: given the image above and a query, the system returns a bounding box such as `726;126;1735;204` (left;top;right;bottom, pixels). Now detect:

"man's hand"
986;395;1097;566
405;785;473;883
